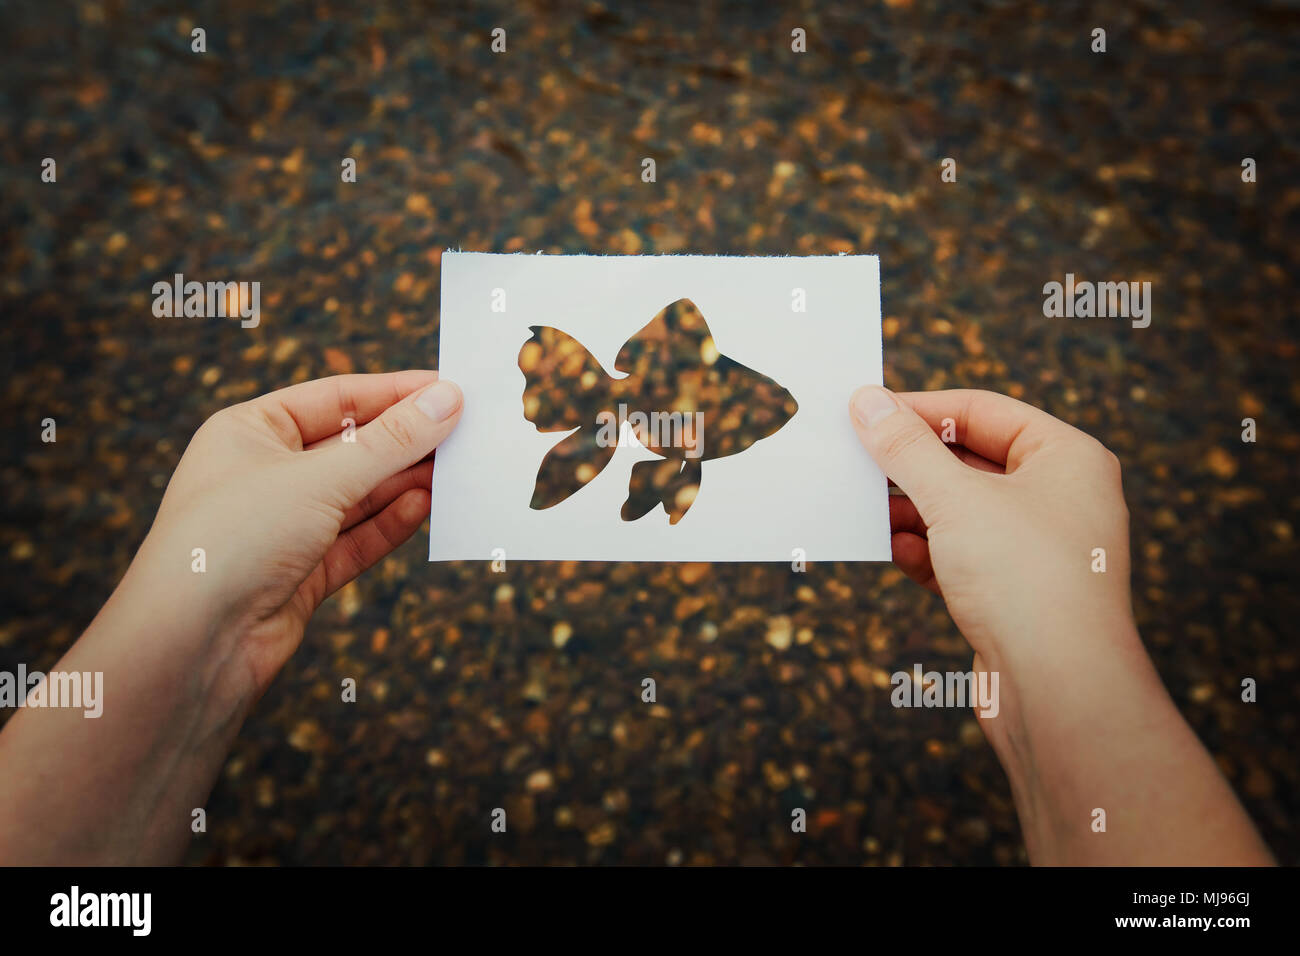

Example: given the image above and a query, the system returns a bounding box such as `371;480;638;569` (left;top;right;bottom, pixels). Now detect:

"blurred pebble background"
0;0;1297;864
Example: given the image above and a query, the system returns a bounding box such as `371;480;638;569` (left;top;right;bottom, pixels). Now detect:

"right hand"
849;387;1135;668
848;386;1147;763
847;387;1274;866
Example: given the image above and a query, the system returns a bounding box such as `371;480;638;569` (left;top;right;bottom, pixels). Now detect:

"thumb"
849;385;964;519
316;379;463;504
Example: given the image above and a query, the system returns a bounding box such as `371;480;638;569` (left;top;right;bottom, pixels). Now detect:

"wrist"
0;542;258;864
107;532;261;727
980;615;1180;862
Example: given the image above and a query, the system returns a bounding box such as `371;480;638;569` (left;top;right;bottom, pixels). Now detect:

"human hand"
849;386;1272;864
848;384;1145;774
0;370;464;865
135;370;462;704
848;386;1134;672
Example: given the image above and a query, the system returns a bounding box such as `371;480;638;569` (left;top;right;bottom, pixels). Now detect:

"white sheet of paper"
429;252;890;562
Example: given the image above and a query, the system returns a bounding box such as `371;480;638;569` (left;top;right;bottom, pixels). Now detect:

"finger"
889;495;928;538
318;488;430;600
896;389;1061;472
850;386;967;520
338;460;435;532
890;532;940;594
951;445;1005;475
885;441;1003;484
308;380;462;506
255;370;441;449
306;429;442;462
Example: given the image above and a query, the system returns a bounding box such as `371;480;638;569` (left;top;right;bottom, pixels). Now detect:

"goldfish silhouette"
518;298;798;524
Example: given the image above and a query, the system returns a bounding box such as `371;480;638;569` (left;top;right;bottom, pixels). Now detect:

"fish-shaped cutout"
518;298;799;524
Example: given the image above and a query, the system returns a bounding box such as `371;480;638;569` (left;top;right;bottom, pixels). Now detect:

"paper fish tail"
519;325;620;509
518;325;616;431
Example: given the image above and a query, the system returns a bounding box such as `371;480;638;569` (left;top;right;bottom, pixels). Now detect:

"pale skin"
0;371;463;864
0;373;1273;865
850;385;1273;865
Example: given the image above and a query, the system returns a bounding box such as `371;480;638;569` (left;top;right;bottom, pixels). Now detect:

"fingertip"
890;531;935;587
850;385;900;428
888;495;926;537
414;380;463;422
398;487;431;521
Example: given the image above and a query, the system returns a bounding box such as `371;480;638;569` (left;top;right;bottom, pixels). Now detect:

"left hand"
137;370;463;703
0;370;463;864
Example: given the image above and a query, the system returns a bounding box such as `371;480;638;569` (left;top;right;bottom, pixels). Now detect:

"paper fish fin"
530;427;618;510
621;458;702;524
614;298;712;376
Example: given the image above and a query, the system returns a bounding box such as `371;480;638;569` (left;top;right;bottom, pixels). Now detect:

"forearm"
990;619;1273;865
0;542;253;864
